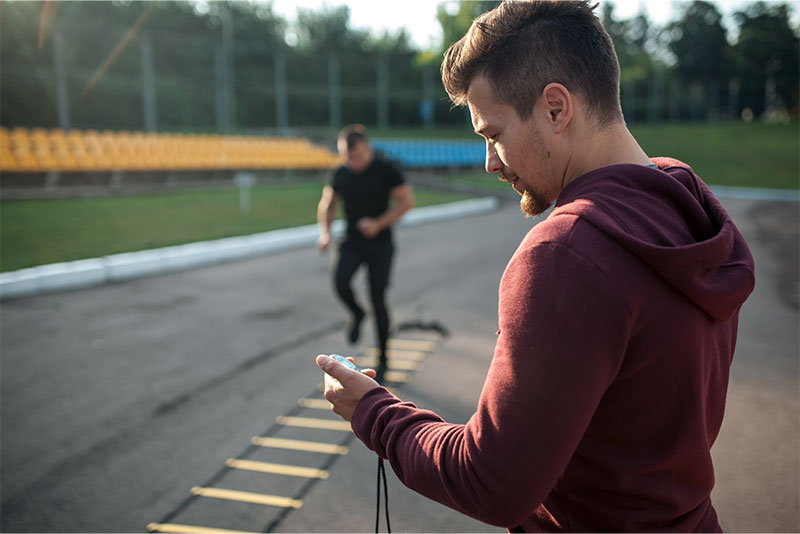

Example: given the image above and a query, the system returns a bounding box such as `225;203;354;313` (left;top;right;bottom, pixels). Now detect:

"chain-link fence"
1;1;793;136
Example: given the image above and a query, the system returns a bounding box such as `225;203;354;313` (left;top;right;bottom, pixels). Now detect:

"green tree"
1;1;62;127
220;2;287;129
664;1;732;84
436;1;501;54
1;1;149;129
600;3;657;83
293;5;368;53
289;5;368;127
732;2;799;115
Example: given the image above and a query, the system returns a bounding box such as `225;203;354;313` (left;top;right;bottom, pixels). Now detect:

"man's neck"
564;122;652;185
347;153;374;175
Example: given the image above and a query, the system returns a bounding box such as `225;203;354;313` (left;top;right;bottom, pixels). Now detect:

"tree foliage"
600;3;657;83
294;5;364;52
732;2;799;115
665;1;732;83
0;0;797;133
436;1;501;55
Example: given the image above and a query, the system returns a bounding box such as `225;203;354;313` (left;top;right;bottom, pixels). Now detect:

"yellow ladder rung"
250;436;348;455
276;416;352;431
147;522;258;534
363;347;428;361
387;339;437;351
317;383;398;394
190;487;302;508
225;458;328;479
356;358;421;371
297;397;333;410
384;370;411;383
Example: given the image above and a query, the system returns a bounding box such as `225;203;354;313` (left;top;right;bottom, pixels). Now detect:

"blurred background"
2;0;799;132
0;0;797;273
0;2;797;533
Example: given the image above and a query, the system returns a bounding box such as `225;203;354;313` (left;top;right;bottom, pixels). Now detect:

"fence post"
52;22;70;130
622;80;635;123
220;3;235;132
377;57;389;130
274;50;289;130
669;80;680;122
708;81;719;122
728;78;740;120
421;67;435;129
764;73;777;113
215;44;226;132
328;53;341;131
140;30;157;132
648;69;662;124
689;83;702;122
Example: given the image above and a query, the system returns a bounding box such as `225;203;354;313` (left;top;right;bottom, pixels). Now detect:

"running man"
316;125;415;384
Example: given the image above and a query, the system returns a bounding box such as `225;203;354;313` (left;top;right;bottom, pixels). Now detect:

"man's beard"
519;188;552;217
499;172;552;217
516;124;553;217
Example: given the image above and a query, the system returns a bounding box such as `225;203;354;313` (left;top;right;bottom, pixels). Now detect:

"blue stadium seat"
372;139;485;169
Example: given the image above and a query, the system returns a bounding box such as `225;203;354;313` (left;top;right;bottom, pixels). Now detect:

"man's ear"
541;83;572;134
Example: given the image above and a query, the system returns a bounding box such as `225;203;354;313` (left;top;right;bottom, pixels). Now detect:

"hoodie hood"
552;157;755;321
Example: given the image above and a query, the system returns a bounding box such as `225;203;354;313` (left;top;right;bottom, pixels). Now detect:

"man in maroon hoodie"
316;1;756;531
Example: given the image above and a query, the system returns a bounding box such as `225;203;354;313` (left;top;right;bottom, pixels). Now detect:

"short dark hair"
441;0;622;124
338;124;368;150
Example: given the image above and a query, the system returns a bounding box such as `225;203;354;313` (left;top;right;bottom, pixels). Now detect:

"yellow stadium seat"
0;126;339;172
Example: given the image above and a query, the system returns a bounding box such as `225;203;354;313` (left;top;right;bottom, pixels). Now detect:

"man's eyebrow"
473;123;489;136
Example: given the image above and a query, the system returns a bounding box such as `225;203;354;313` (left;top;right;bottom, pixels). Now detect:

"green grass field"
0;185;472;272
1;121;796;272
631;121;798;190
376;121;798;191
401;121;800;194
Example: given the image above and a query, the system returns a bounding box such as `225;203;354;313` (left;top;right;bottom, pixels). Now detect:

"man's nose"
485;143;503;175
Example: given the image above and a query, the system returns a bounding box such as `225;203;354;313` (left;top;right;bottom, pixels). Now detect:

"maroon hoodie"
351;158;755;532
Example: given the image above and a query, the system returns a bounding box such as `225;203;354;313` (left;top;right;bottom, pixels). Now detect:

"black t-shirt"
328;157;405;241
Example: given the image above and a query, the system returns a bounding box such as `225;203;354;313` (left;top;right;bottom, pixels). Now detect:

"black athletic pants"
333;236;394;363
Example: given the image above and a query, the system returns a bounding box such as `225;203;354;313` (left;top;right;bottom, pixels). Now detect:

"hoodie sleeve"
351;240;630;528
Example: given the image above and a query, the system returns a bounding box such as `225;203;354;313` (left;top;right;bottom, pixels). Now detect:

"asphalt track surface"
1;194;797;533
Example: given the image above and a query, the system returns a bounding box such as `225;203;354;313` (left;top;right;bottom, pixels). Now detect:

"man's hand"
356;217;382;239
316;354;380;421
316;232;331;253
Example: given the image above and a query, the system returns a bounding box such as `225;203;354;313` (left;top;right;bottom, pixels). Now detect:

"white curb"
0;197;500;300
709;185;799;202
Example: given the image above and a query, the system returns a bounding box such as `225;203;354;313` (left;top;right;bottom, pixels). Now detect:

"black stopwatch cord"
376;457;391;533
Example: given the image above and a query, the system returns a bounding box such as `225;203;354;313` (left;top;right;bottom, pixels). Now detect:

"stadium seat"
0;127;341;173
371;139;485;169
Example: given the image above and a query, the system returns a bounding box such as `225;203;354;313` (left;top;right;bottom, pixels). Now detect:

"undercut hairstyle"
441;0;622;124
338;124;368;150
